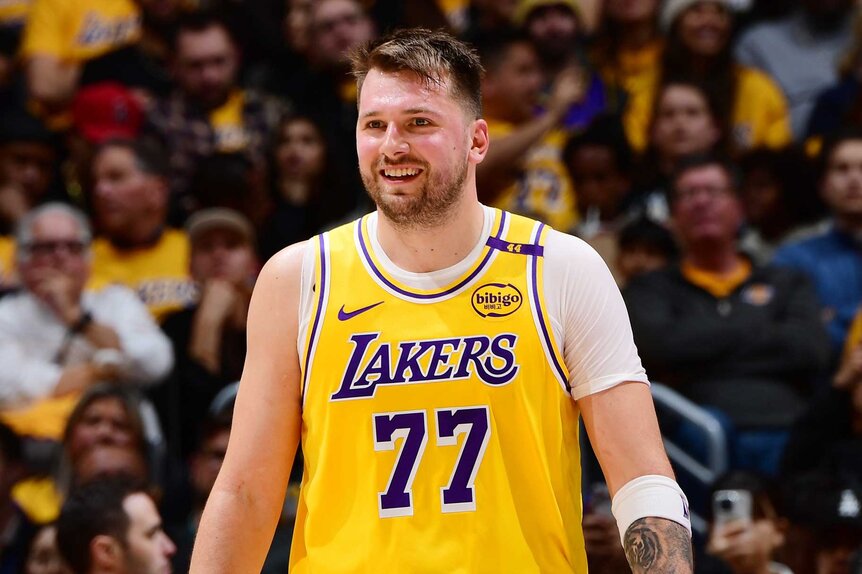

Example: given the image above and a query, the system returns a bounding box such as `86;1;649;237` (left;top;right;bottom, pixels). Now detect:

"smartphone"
712;489;753;526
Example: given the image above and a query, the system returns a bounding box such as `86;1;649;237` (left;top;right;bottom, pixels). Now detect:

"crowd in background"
1;0;862;572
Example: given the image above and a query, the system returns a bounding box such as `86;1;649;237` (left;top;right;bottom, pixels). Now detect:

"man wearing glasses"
0;202;172;441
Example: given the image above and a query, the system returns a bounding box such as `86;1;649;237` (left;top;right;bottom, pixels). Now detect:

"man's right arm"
190;242;306;573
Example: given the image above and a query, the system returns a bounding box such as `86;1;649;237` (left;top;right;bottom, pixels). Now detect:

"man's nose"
380;124;409;159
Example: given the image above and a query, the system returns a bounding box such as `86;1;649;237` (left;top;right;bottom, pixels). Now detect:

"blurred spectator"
624;154;830;475
66;83;144;208
735;0;855;138
0;422;36;574
591;0;663;151
88;139;195;322
476;32;580;231
808;10;862;144
515;0;607;130
562;114;636;279
0;204;172;443
187;152;270;230
615;217;679;287
22;523;70;574
56;477;175;574
661;0;792;153
260;115;335;260
780;472;862;574
702;472;791;574
165;414;230;572
630;80;724;223
11;385;151;531
582;482;628;573
158;208;257;457
19;0;142;116
0;108;59;233
461;0;519;41
144;11;288;219
780;309;862;479
738;147;827;264
773;130;862;358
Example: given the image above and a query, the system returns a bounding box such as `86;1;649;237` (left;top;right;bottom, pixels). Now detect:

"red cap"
71;82;144;144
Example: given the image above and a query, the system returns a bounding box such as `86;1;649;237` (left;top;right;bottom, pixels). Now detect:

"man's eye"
412;118;431;126
366;120;384;129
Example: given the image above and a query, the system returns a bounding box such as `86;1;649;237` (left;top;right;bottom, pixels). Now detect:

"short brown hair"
351;28;484;119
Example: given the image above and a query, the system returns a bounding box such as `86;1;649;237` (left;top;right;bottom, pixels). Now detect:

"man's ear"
469;119;490;164
91;534;123;570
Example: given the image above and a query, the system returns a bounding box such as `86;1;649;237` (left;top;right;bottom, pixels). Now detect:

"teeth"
383;168;420;177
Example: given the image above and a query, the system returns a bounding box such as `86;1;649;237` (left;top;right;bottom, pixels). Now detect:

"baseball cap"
71;82;143;144
0;107;56;146
186;208;256;246
514;0;582;26
784;472;862;536
661;0;731;31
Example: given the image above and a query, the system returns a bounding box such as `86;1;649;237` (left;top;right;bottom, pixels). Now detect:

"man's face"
18;211;90;299
121;493;175;574
67;398;136;464
91;146;164;238
309;0;373;71
483;42;544;123
672;165;742;246
190;228;256;285
0;142;55;202
567;145;629;214
677;1;731;58
821;141;862;220
651;85;719;161
174;25;239;109
73;444;148;486
526;5;580;62
357;69;487;228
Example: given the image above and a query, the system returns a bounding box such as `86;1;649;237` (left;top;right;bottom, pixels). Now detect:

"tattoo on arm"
623;517;693;573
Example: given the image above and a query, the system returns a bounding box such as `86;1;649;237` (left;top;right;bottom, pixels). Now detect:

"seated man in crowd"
89;139;196;322
56;477;175;574
0;203;173;442
624;154;831;476
158;208;258;458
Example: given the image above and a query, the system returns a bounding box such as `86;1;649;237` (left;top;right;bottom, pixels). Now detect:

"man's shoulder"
774;228;846;263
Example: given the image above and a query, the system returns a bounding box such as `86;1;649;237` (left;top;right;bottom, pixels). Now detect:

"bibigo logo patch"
471;283;523;318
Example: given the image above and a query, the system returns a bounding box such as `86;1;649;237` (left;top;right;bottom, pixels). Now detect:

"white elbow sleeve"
611;474;692;544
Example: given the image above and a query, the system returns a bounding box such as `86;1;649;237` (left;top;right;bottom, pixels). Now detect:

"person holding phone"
705;472;792;574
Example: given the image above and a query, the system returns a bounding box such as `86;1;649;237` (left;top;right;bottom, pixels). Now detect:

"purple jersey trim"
529;223;570;392
486;235;545;257
302;233;328;407
356;211;508;301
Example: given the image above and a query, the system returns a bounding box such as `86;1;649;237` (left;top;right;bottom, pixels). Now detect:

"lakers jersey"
292;208;587;572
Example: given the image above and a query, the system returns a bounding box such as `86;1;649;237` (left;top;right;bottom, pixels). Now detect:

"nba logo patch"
741;284;774;306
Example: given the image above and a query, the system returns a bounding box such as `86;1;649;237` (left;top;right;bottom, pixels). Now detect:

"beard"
361;155;468;229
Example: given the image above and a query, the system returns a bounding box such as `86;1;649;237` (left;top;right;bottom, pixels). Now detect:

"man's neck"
683;244;741;274
108;221;164;251
375;195;486;273
619;20;656;51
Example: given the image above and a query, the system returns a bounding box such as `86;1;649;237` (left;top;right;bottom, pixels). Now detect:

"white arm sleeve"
542;229;648;400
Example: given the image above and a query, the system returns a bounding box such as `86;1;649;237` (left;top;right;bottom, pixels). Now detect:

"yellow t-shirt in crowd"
731;66;792;151
0;393;80;440
681;258;753;299
844;307;862;357
20;0;140;63
88;228;195;322
486;119;578;232
0;0;31;27
599;39;663;153
0;235;17;288
210;89;249;153
12;477;62;524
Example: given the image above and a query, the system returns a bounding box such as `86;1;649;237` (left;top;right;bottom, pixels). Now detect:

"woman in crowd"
661;0;791;153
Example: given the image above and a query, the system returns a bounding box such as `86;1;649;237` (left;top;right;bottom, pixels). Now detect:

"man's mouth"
380;167;423;182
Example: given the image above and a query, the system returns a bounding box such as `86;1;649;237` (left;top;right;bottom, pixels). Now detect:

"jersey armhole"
298;235;330;407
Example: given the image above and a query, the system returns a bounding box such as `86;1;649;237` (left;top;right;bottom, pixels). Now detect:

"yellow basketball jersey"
292;209;587;573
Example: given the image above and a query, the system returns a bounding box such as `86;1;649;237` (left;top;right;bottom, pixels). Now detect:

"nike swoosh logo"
338;301;384;321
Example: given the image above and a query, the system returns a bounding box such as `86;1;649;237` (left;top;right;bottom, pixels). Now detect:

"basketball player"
190;29;693;573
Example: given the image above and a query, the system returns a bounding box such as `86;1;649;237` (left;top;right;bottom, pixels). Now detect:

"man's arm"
579;382;693;573
190;243;305;573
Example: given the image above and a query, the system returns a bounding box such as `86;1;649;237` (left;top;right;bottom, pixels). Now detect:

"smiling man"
191;28;692;573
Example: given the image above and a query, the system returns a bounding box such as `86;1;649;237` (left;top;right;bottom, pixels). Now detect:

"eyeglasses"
22;240;89;257
673;186;734;202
